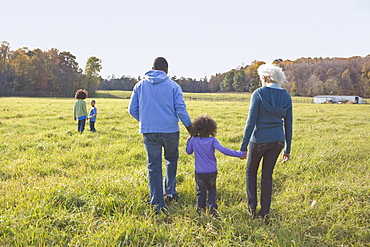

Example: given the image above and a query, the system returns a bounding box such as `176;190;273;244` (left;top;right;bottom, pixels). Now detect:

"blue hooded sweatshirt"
128;70;191;134
240;84;293;154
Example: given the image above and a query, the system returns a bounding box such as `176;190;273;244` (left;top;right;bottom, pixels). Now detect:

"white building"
314;95;362;104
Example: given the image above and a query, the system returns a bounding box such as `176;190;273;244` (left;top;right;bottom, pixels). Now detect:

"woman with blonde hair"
240;63;293;221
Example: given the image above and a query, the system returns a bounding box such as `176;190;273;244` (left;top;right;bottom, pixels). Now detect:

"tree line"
101;56;370;97
1;41;369;97
0;41;102;97
173;57;370;97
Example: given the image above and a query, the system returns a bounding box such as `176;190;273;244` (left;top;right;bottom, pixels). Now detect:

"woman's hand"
239;151;247;159
282;153;290;163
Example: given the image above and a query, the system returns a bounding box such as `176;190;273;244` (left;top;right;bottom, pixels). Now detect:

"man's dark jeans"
195;171;218;211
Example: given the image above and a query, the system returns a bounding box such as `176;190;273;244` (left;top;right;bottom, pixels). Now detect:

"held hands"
239;151;247;159
238;152;290;161
282;153;290;163
186;124;193;135
237;150;290;162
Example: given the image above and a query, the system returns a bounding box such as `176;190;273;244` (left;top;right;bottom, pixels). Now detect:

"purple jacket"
186;137;245;173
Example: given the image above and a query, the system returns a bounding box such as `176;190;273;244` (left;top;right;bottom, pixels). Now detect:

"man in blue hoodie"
128;57;192;213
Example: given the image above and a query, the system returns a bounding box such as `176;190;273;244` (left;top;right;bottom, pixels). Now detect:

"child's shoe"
165;194;179;204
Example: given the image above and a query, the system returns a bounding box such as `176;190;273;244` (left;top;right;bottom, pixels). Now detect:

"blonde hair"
258;64;286;86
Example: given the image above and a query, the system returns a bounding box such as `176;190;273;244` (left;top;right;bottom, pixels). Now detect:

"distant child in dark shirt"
88;100;97;132
73;89;88;134
186;114;246;216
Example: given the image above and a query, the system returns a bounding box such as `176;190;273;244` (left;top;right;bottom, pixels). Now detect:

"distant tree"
232;70;246;92
9;48;31;93
245;61;265;92
323;79;339;95
197;78;208;93
84;56;102;95
279;60;295;92
273;58;283;64
2;41;370;97
290;81;299;96
361;61;370;97
56;51;81;96
340;69;352;94
220;71;235;92
326;68;335;78
45;48;60;96
0;41;11;95
306;73;322;96
208;73;223;92
27;48;51;95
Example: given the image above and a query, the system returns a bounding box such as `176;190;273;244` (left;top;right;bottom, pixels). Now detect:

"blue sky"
2;0;369;80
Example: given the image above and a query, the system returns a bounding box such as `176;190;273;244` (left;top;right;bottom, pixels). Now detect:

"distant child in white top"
88;100;97;132
186;114;246;216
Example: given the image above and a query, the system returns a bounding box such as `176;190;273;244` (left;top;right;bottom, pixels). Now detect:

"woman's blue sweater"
240;84;292;154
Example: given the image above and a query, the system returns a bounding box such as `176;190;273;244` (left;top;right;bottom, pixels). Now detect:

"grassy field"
96;90;253;102
96;90;314;104
0;96;369;246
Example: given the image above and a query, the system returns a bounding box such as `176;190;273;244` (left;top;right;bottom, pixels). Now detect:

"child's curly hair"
75;89;88;99
190;114;217;137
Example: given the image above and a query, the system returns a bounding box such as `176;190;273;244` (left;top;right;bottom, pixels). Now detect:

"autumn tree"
9;48;31;93
1;41;369;97
290;81;298;96
340;69;352;94
306;73;322;96
323;79;339;95
208;73;223;92
360;61;370;97
245;61;265;92
45;48;60;96
27;48;50;95
0;41;11;95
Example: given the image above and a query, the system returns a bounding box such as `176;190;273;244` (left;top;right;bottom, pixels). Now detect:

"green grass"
96;90;314;103
0;96;369;246
95;90;132;99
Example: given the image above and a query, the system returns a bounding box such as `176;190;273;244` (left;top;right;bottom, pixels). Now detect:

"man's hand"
186;124;193;135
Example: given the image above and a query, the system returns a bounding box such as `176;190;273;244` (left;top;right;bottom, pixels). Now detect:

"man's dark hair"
75;89;88;99
153;57;168;73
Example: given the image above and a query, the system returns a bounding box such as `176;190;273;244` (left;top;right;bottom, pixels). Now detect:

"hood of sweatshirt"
144;70;168;84
256;88;291;116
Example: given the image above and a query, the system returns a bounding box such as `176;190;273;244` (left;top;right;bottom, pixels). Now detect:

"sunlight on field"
96;90;315;103
0;96;369;246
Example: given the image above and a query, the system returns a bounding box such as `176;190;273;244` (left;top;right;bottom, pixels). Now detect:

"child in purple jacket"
186;114;246;216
